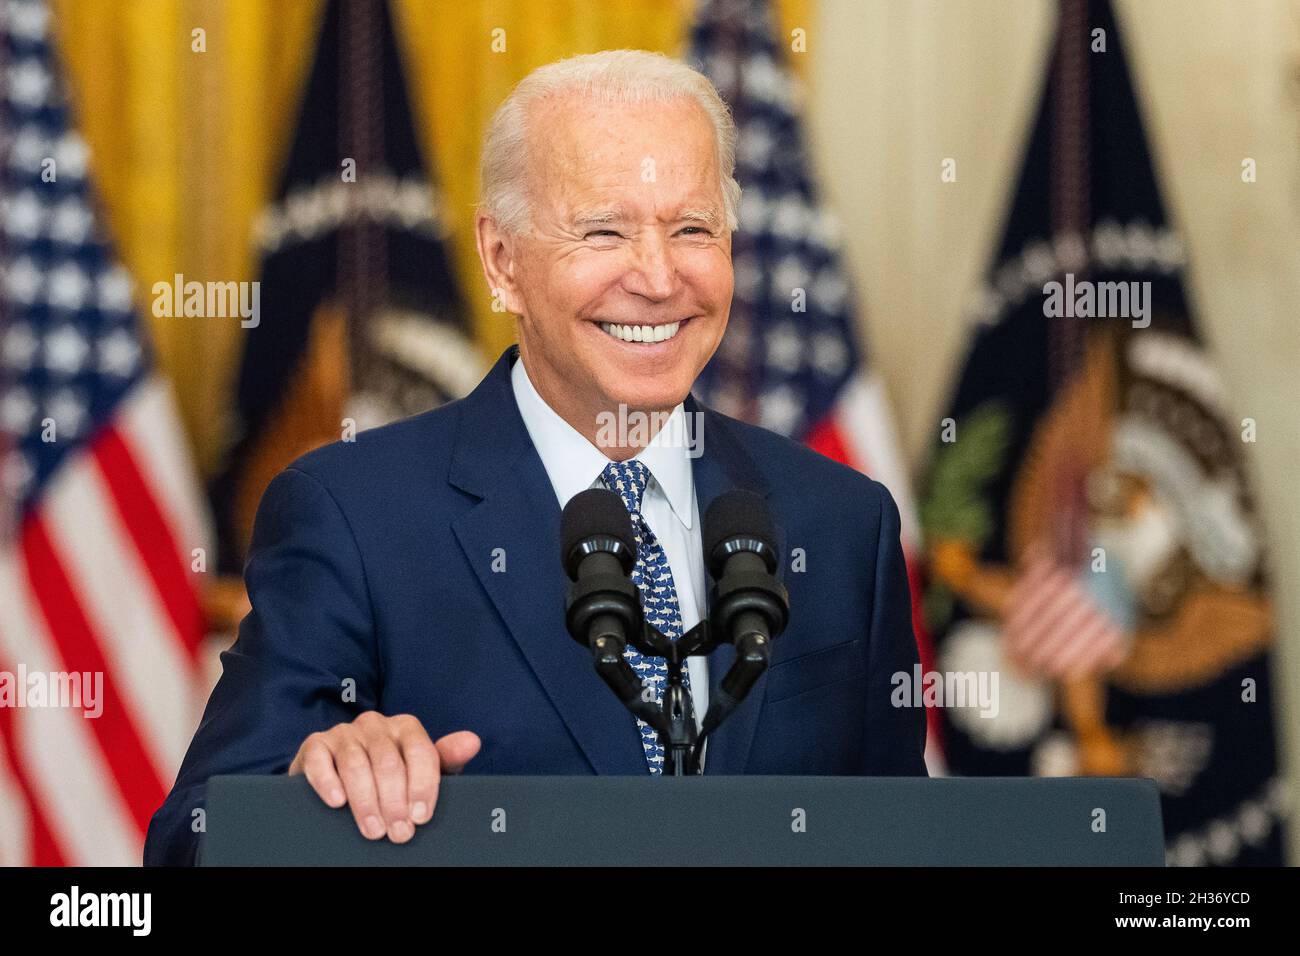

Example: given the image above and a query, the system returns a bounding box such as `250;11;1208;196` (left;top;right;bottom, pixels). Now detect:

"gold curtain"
53;0;324;473
53;0;810;472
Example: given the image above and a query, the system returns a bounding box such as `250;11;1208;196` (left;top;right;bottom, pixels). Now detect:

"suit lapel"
449;348;645;774
686;396;780;775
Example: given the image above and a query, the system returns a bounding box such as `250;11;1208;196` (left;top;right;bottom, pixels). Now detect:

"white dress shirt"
510;354;710;731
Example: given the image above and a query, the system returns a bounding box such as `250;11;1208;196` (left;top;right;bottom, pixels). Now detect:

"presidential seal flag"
0;0;209;865
212;0;479;572
919;0;1285;864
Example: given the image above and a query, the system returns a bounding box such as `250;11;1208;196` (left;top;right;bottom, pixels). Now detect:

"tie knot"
601;459;651;515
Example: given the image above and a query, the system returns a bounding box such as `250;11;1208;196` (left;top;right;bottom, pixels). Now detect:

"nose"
622;231;679;302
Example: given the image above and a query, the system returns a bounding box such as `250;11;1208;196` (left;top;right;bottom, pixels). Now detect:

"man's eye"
678;226;710;236
585;230;622;239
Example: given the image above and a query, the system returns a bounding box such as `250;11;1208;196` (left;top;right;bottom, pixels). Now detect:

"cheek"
680;251;733;313
550;256;626;316
518;257;588;325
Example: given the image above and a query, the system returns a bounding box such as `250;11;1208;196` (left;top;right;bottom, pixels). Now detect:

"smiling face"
476;92;734;449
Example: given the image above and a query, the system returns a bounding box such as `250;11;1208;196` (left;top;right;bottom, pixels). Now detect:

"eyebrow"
571;206;721;229
572;208;628;228
679;207;721;227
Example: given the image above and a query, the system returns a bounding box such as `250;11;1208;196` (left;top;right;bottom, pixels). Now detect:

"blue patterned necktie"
600;459;691;775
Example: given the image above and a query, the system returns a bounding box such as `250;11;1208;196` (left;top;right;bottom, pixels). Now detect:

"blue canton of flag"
1;0;145;529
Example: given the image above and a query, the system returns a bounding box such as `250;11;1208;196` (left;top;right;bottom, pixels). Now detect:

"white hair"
478;49;741;235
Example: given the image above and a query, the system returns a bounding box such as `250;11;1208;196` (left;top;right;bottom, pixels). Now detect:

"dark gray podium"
199;774;1165;866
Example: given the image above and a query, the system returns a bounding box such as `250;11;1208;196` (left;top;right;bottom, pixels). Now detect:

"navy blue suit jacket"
145;347;927;865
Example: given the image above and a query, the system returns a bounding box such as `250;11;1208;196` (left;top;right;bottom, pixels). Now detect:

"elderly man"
145;49;925;866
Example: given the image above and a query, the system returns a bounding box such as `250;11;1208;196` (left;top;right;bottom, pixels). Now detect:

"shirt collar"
510;353;695;529
635;407;695;530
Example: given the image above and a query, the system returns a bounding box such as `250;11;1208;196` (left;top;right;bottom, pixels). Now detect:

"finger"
420;732;480;824
358;722;414;843
393;716;439;825
297;735;346;808
434;731;481;775
332;735;386;841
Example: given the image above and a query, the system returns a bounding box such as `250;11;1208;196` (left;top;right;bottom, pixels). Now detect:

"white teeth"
599;321;683;343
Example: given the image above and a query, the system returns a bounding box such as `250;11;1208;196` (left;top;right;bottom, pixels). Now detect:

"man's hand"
288;713;480;843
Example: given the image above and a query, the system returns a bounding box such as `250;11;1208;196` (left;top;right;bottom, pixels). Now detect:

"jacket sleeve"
144;466;380;865
862;482;929;776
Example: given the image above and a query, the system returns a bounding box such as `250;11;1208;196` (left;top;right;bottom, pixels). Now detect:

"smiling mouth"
597;319;685;344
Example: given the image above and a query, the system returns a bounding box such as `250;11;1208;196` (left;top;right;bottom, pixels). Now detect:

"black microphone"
560;489;654;715
699;490;789;739
561;487;636;582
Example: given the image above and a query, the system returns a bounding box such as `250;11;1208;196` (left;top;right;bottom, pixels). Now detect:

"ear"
474;212;526;316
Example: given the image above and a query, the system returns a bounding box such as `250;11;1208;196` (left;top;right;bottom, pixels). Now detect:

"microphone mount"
563;488;789;776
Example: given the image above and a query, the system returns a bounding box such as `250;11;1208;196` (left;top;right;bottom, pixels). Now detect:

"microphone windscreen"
702;489;776;578
561;488;636;579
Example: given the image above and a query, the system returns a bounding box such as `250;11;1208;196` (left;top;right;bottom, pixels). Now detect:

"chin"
600;376;692;413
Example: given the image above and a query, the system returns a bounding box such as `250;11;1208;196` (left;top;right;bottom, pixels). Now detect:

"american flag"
1004;545;1128;680
0;0;208;864
686;0;942;770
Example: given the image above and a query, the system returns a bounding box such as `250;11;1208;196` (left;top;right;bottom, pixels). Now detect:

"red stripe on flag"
906;557;944;755
92;427;204;660
805;414;853;464
20;516;167;837
0;686;66;866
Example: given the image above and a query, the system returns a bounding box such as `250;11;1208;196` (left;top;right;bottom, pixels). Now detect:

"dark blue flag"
919;0;1285;865
213;0;476;570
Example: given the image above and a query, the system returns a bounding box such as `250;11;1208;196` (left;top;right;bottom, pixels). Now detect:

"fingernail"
411;802;429;823
362;815;384;839
327;788;345;806
390;820;414;841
